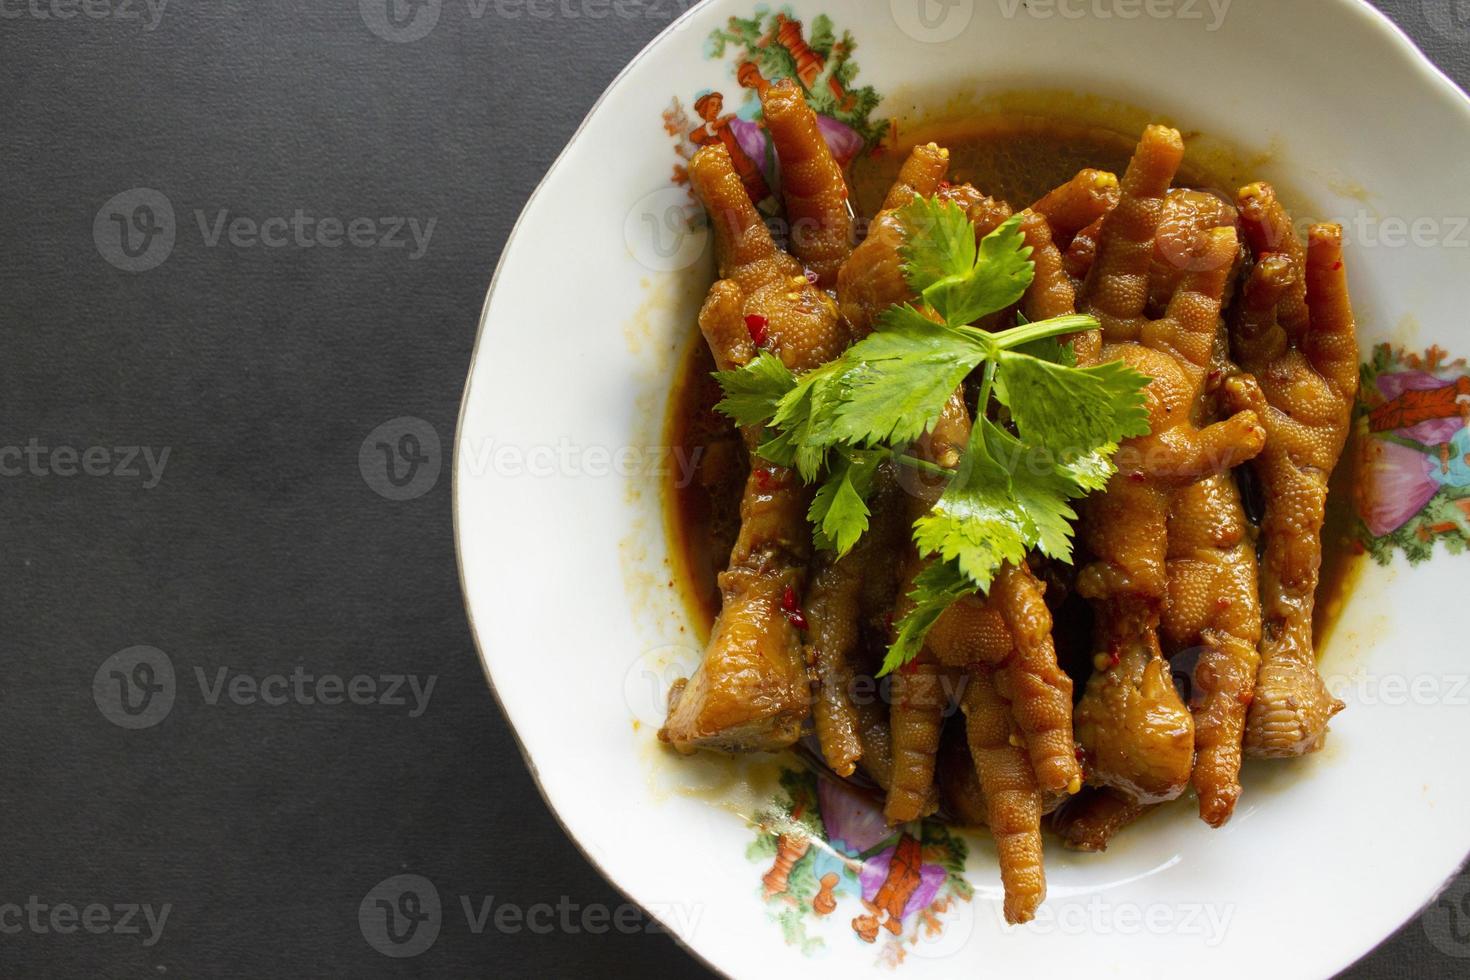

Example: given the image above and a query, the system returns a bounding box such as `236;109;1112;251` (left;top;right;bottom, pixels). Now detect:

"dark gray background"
1;0;1464;976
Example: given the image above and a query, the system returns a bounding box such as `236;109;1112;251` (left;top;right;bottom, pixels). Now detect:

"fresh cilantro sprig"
712;196;1151;674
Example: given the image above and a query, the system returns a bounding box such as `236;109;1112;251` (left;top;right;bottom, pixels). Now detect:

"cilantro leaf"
898;196;978;295
880;560;975;677
825;305;989;449
764;360;847;481
925;213;1036;327
912;419;1030;593
1011;334;1077;367
713;351;796;426
809;450;884;556
910;413;1108;586
1058;444;1118;495
980;420;1085;563
994;351;1151;457
755;427;799;470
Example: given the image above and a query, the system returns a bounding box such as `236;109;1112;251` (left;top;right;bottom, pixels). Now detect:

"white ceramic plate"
455;2;1470;976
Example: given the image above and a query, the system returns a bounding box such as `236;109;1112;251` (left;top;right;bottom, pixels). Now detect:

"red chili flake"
781;585;808;630
1109;648;1121;668
900;660;922;676
1238;690;1255;707
1332;261;1344;270
754;468;780;493
1128;471;1147;483
744;314;768;347
804;269;819;284
937;180;952;192
1216;596;1233;610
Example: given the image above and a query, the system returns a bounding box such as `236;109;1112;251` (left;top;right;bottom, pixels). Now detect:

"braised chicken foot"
660;136;848;753
1230;184;1359;757
1074;126;1264;804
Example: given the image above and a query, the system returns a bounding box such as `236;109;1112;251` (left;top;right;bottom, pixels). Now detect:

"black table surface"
3;0;1466;976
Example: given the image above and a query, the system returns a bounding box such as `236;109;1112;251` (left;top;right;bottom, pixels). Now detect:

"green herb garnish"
713;197;1151;673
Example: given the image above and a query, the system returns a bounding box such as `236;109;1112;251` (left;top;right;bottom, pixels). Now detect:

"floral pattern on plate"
662;6;889;208
748;767;972;966
1354;344;1470;563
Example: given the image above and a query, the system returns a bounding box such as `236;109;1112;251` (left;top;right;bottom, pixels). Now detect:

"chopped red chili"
781;585;808;630
744;314;768;347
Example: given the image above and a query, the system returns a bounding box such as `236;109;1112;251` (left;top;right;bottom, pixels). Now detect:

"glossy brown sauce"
664;116;1363;651
666;340;746;635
